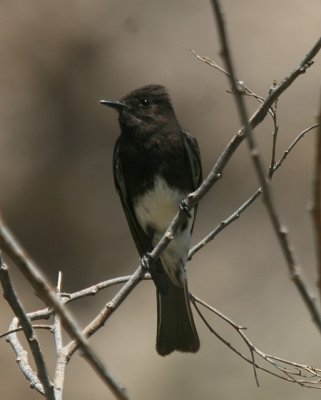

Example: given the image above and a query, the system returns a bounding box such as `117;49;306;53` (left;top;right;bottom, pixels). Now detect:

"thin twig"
190;48;268;105
53;272;66;400
0;256;55;399
61;276;132;303
0;325;52;339
191;47;279;180
310;103;321;297
27;307;52;322
210;0;321;331
274;123;320;172
189;189;261;258
268;86;279;179
53;272;63;356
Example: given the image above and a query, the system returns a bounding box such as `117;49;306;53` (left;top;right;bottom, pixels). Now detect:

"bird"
100;84;202;356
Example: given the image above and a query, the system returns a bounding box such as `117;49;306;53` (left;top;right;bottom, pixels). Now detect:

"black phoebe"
100;85;201;356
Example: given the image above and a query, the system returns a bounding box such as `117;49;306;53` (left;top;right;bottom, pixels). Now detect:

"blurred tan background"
0;0;320;399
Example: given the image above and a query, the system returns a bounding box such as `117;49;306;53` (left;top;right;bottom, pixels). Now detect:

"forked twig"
192;295;321;388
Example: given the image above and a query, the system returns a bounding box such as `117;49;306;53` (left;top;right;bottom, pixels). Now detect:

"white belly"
134;176;194;286
134;175;185;232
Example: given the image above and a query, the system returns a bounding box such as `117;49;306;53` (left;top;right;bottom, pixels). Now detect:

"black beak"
99;99;127;111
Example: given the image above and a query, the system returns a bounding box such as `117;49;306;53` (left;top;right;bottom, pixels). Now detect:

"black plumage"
101;85;202;355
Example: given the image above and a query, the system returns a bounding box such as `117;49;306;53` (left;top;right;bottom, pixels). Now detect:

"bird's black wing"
113;140;150;256
180;130;202;229
113;140;169;294
181;130;202;189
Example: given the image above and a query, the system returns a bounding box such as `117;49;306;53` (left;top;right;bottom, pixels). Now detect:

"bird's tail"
156;278;200;356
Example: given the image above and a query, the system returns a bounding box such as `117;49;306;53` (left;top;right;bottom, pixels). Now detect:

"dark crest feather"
121;84;171;103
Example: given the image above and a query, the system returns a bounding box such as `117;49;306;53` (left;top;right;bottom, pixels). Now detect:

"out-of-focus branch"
0;256;54;399
311;98;321;297
192;295;321;388
210;0;321;330
268;91;279;179
0;217;129;400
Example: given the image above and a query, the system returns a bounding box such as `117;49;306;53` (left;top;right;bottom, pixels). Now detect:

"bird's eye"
140;98;150;107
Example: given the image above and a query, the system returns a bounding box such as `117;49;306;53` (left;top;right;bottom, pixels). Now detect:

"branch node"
280;225;289;235
165;231;174;241
300;60;314;72
106;301;115;310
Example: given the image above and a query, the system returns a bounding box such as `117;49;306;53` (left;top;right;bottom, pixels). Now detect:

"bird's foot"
141;252;153;272
180;199;192;218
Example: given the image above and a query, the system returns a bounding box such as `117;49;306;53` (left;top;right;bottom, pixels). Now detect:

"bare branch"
311;100;321;297
249;37;320;129
0;217;129;400
189;189;261;258
210;0;321;330
53;272;66;400
274;124;320;172
61;276;132;303
0;256;54;399
268;88;279;179
7;317;45;395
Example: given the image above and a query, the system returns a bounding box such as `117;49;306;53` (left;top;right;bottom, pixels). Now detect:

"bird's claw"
180;199;192;218
141;252;153;271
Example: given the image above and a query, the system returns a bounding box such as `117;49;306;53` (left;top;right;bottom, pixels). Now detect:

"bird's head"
100;84;178;135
